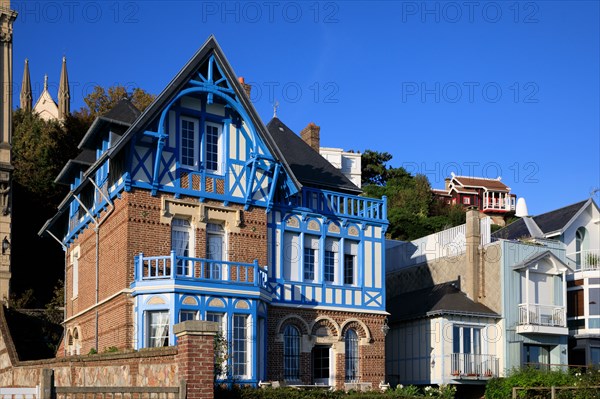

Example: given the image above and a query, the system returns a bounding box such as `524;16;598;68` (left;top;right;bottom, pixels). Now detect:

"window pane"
453;326;460;353
233;315;248;377
181;119;196;167
304;247;315;280
344;254;355;285
205;124;219;172
180;310;197;322
345;329;359;381
325;251;336;283
284;325;300;380
463;328;471;354
148;311;169;348
589;288;600;316
172;218;191;276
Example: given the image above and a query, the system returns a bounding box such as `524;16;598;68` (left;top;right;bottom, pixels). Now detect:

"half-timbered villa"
40;36;389;389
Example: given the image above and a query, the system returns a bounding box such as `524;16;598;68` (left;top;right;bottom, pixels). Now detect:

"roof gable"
452;175;510;192
493;199;592;240
513;250;572;274
103;35;300;194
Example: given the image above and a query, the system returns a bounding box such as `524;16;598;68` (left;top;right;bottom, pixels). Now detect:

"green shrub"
485;367;600;399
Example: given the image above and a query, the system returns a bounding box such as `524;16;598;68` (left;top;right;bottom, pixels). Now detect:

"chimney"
237;77;252;99
300;122;320;152
464;208;480;302
444;177;451;191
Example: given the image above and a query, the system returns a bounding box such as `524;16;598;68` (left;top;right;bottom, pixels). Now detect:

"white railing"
386;217;491;271
482;192;515;212
448;353;499;378
518;304;566;327
566;249;600;271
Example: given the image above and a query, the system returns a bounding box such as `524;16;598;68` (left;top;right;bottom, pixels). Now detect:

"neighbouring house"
493;198;600;368
385;209;572;394
39;36;389;389
432;173;516;226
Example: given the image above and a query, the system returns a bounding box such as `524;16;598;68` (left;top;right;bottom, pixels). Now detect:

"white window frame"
303;235;319;283
180;116;199;169
324;238;339;284
203;121;223;174
232;314;251;379
71;246;80;299
344;240;358;286
147;310;170;348
206;223;226;280
172;218;194;277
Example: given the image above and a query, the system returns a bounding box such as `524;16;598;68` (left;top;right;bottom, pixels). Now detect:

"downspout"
88;177;115;352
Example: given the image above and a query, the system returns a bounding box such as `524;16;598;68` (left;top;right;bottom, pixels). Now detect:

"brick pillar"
175;320;219;399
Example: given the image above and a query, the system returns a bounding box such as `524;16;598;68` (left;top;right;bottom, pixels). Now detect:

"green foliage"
103;346;119;353
485;367;600;399
8;288;36;308
214;331;230;381
88;348;98;355
83;84;155;119
215;385;456;399
361;150;465;240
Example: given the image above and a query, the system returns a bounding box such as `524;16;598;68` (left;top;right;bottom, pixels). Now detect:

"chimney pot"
238;76;252;99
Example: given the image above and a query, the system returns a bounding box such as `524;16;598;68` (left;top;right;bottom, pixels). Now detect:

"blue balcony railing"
134;251;268;289
278;187;387;223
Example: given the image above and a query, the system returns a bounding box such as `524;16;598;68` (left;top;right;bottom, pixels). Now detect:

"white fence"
386;217;491;272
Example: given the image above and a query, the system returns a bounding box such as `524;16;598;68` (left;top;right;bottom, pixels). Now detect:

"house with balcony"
493;198;600;368
385;211;502;396
432;173;516;226
39;36;389;389
385;208;573;395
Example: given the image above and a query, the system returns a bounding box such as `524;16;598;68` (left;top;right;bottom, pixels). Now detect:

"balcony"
566;249;600;272
482;192;515;213
448;353;499;380
133;251;268;293
277;187;387;223
517;304;568;335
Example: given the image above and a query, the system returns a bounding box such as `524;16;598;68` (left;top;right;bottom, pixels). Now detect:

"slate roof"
266;117;361;194
387;281;499;323
492;199;590;240
54;149;96;185
79;99;141;150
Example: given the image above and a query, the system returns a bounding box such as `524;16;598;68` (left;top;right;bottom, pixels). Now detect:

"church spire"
20;59;32;112
58;56;70;120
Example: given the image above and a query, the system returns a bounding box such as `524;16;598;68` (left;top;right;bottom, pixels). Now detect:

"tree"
361;150;465;240
83;85;155;118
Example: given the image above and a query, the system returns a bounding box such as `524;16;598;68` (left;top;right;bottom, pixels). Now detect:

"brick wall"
267;306;386;390
62;189;268;356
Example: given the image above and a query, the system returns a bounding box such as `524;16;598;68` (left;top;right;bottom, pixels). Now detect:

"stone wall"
0;307;216;399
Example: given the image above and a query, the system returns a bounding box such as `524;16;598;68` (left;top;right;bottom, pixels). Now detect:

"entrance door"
313;346;331;385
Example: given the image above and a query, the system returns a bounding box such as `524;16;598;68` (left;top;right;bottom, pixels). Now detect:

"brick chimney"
300;122;320;152
464;208;481;302
444;177;451;190
238;77;252;99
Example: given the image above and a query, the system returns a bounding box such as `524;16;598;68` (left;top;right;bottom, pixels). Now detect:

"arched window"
345;329;359;382
283;325;300;381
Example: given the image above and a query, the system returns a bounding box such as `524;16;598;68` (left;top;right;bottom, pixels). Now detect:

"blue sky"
11;0;600;215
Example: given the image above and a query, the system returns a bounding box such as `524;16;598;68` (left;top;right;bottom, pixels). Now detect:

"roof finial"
273;100;279;118
43;74;48;90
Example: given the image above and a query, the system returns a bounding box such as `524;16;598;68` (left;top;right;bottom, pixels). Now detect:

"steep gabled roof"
106;35;299;190
387;281;499;323
452;176;510;192
492;199;593;240
266;118;361;194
